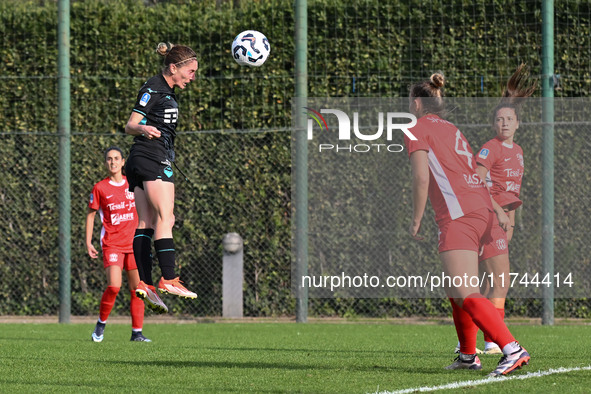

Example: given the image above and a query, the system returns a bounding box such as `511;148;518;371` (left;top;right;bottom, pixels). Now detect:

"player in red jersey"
473;64;536;354
405;73;529;376
86;147;150;343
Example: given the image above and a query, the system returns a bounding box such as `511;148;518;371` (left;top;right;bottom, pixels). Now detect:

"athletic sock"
485;341;497;349
459;352;476;361
450;298;478;355
99;286;120;322
133;229;154;285
483;308;505;344
461;293;515;350
130;290;144;331
502;341;522;355
154;238;176;280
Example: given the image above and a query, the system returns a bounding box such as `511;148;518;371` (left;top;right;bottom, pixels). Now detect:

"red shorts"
478;220;509;261
437;208;508;257
102;248;138;271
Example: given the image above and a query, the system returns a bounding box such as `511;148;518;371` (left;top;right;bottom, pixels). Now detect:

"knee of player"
106;285;121;295
160;213;175;229
153;211;175;230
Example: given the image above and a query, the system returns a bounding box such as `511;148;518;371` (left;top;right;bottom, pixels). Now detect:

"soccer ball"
231;30;270;67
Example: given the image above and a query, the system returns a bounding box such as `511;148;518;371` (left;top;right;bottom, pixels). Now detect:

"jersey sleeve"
516;144;524;168
404;132;429;157
88;183;100;211
132;84;157;117
476;140;497;169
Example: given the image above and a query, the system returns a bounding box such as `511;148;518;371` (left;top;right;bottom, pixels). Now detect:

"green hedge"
0;0;590;318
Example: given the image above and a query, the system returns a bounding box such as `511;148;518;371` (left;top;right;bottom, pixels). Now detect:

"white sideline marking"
374;365;591;393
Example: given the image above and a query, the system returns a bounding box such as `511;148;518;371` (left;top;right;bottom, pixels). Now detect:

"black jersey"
129;74;179;162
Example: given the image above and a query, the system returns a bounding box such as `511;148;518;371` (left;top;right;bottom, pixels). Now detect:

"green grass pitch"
0;321;589;392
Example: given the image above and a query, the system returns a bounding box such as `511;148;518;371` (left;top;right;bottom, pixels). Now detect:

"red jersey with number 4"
88;177;137;251
405;114;493;224
476;137;524;211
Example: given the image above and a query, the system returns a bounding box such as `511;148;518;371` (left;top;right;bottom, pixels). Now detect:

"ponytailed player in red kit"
405;72;530;376
86;147;150;343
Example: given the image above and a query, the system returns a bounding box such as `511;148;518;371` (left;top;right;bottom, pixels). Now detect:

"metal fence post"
294;0;309;324
541;0;555;325
57;0;71;324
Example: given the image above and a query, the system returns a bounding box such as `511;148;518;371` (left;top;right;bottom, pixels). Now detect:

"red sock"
450;298;478;354
130;290;144;330
99;286;120;322
462;294;514;349
483;308;505;343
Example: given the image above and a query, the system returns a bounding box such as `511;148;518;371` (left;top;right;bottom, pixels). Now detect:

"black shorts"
125;154;174;191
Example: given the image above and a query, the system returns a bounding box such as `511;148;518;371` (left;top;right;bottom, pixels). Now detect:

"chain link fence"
3;103;591;318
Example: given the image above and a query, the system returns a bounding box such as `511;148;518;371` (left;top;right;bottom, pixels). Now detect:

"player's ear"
410;98;422;116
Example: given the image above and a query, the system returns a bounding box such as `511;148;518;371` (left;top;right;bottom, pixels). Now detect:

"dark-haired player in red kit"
472;110;524;355
472;64;536;355
405;72;530;376
86;147;150;342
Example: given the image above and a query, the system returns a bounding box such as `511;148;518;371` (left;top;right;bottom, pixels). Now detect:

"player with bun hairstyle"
125;43;198;313
87;147;150;342
469;64;537;354
405;72;530;376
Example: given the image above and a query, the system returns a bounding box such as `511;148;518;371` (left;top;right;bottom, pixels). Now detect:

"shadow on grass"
103;358;445;375
203;346;392;354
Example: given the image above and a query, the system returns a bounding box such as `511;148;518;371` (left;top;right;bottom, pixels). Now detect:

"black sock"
133;229;154;285
154;238;176;280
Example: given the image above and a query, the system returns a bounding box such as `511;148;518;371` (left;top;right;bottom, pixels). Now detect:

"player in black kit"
125;42;198;313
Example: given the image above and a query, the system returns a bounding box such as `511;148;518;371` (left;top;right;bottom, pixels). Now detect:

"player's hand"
141;125;161;140
496;209;511;232
87;244;99;259
409;220;424;241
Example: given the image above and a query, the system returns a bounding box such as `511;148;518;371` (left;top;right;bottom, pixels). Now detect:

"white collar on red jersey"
108;179;126;187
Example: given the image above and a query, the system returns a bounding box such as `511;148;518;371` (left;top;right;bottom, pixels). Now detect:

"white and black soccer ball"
231;30;270;67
